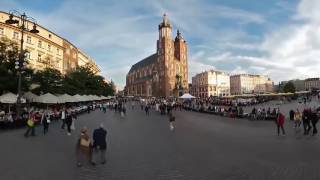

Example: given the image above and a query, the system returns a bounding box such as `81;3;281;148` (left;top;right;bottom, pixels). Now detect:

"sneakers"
67;133;71;136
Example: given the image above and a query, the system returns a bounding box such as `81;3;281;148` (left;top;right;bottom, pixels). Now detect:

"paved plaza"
1;101;320;180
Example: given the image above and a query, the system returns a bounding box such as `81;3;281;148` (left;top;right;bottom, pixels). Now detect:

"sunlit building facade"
0;11;100;74
230;74;273;95
191;70;230;98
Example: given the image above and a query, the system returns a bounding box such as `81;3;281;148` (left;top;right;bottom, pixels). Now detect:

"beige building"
191;70;230;98
305;78;320;91
0;11;100;74
230;74;273;95
125;14;188;97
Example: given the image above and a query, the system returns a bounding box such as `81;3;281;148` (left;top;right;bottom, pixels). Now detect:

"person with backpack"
76;127;93;167
276;112;286;136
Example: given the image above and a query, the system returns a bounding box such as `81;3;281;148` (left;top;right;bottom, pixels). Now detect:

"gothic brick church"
125;14;189;97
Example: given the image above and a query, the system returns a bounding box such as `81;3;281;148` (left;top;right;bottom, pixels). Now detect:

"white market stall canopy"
58;94;75;103
34;93;61;104
0;92;18;103
179;93;196;99
23;92;38;102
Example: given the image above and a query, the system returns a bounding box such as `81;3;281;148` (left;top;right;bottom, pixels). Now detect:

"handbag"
27;119;34;127
80;138;90;147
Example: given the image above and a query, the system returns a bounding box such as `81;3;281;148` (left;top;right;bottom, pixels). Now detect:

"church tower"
174;30;188;92
156;14;175;97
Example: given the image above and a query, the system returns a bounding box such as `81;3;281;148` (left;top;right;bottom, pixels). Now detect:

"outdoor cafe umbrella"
0;92;18;104
0;92;26;112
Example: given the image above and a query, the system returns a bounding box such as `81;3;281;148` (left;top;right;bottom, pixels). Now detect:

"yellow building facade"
191;70;230;98
230;74;273;95
0;11;100;74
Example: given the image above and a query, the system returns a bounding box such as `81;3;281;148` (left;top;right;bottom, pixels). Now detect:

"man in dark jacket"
311;109;318;135
92;123;107;165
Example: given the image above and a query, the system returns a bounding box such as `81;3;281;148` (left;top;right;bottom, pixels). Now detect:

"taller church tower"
153;14;188;97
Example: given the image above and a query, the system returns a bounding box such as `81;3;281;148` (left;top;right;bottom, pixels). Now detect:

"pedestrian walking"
294;109;302;129
145;105;149;116
302;109;312;135
92;124;107;165
66;109;73;136
41;111;50;135
311;109;318;135
61;108;66;129
71;111;76;131
276;112;285;136
169;113;176;131
289;109;295;121
76;127;93;167
24;113;37;137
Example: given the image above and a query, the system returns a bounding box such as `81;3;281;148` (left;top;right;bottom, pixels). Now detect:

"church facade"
125;14;189;97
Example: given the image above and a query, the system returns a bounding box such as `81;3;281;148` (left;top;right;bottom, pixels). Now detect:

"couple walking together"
76;124;107;167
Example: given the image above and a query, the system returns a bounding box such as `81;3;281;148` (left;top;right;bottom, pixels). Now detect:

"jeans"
61;119;66;129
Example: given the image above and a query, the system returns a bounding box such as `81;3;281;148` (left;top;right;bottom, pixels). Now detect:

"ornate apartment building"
0;11;100;74
230;74;273;95
125;14;188;97
191;70;230;98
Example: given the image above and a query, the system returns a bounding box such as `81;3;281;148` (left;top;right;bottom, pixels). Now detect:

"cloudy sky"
1;0;319;89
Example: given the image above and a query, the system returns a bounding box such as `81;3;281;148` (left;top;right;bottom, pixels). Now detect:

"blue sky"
2;0;320;89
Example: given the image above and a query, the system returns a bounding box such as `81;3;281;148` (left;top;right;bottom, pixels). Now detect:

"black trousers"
24;126;35;137
43;125;49;135
67;123;71;133
311;121;318;135
277;124;285;135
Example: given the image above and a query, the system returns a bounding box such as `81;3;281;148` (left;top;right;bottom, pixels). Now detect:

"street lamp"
5;10;39;116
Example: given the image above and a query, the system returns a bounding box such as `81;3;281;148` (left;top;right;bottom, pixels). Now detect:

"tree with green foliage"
63;65;114;96
283;81;296;93
32;68;64;95
0;37;33;94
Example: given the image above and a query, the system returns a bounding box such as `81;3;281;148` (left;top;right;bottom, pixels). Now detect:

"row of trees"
0;37;114;96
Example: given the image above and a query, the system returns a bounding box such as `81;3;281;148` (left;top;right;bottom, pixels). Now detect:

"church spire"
158;13;172;30
175;29;184;41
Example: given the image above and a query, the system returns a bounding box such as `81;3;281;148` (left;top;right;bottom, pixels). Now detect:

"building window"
38;40;42;48
48;34;52;38
37;54;42;62
26;36;31;44
0;28;4;35
13;32;19;39
25;51;31;59
57;48;60;55
48;44;51;51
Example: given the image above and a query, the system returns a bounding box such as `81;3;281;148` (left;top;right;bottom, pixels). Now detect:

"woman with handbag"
76;127;93;167
24;112;36;137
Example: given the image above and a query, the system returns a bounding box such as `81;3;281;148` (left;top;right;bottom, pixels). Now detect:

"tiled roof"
129;53;157;73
